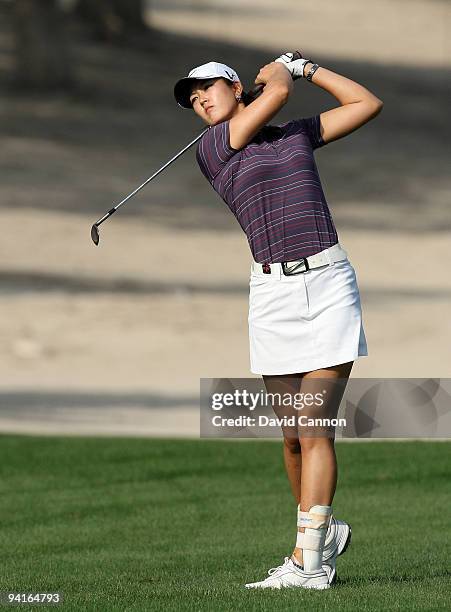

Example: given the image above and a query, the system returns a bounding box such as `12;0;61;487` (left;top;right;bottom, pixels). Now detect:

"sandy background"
0;0;450;436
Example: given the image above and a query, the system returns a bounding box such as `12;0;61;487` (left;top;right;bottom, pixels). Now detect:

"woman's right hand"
228;62;293;151
254;62;293;89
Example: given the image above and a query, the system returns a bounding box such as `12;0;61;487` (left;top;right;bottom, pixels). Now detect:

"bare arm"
303;63;383;145
229;62;293;150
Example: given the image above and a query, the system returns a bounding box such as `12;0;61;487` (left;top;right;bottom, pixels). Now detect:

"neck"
230;102;246;118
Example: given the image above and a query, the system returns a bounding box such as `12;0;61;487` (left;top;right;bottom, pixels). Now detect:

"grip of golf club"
247;50;303;103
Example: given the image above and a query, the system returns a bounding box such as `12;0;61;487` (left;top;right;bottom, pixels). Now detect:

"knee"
299;436;335;453
284;437;301;455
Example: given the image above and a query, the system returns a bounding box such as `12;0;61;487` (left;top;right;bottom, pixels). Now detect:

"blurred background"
0;0;450;436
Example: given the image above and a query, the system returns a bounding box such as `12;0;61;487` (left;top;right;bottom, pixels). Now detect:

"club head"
91;224;100;245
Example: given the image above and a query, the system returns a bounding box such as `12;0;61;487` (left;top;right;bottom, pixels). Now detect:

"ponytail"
241;90;254;106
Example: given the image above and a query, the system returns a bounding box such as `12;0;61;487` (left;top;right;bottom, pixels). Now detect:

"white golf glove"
274;52;312;80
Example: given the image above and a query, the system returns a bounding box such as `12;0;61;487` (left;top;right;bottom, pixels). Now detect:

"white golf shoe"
244;556;330;590
322;516;352;585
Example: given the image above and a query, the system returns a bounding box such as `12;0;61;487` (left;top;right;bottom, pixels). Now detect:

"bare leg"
282;438;302;503
292;360;354;566
262;373;303;503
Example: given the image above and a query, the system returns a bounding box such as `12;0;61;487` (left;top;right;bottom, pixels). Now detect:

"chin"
209;114;227;126
204;105;231;125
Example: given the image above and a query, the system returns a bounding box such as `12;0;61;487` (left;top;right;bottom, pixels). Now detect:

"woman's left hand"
275;52;312;80
274;52;297;66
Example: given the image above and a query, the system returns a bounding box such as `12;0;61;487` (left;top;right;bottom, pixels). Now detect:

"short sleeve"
287;114;326;150
196;120;239;183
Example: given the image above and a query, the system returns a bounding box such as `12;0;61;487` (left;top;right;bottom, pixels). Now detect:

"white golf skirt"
248;244;368;375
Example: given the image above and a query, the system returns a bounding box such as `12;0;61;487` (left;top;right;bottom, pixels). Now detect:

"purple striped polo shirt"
195;115;339;263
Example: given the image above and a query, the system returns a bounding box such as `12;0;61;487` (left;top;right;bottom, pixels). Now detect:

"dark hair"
241;91;254;106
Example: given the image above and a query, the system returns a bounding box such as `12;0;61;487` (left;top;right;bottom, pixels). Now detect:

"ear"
232;81;243;97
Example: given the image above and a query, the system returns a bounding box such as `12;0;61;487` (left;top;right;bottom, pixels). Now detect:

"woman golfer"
174;53;382;590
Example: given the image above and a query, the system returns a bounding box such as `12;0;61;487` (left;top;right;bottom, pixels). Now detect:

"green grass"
0;437;450;611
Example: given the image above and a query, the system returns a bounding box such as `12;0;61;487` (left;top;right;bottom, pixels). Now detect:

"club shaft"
95;127;210;227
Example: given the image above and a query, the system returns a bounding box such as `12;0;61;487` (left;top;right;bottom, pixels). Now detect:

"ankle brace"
296;504;332;572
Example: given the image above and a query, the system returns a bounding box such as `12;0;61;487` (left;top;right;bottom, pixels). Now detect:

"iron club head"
91;224;100;246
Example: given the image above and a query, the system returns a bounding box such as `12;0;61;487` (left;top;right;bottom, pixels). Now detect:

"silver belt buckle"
282;257;310;275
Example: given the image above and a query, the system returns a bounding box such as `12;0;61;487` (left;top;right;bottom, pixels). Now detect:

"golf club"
90;50;303;246
90;128;209;245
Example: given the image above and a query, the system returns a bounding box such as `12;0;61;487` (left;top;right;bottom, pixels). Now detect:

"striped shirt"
196;115;339;263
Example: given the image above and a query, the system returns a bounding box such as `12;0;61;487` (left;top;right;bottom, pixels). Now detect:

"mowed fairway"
0;437;449;611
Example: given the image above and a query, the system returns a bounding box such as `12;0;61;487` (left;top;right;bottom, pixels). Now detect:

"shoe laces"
267;556;291;577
